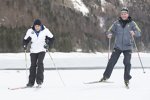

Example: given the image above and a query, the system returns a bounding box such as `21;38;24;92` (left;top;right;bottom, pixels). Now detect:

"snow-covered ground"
0;52;150;100
1;69;150;100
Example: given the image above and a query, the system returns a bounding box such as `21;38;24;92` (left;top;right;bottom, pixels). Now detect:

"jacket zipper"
122;28;124;50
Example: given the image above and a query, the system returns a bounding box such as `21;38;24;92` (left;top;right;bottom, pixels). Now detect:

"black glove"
23;45;27;50
44;44;49;49
45;36;55;48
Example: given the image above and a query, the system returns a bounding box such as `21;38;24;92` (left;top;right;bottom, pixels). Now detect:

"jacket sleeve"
45;29;55;46
23;29;31;46
106;21;117;35
132;21;141;37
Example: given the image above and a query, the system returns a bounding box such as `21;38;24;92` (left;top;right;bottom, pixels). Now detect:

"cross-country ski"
8;85;41;90
8;86;28;90
84;81;114;84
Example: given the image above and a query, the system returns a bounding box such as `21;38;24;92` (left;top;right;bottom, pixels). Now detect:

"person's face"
120;12;129;20
34;25;41;31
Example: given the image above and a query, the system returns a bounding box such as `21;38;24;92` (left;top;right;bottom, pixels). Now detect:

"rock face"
0;0;149;52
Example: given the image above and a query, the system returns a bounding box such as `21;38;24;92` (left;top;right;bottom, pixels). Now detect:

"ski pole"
132;36;146;73
108;34;112;61
24;50;28;81
108;38;111;61
46;49;65;86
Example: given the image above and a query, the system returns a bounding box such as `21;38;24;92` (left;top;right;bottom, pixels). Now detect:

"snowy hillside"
71;0;89;16
1;0;150;52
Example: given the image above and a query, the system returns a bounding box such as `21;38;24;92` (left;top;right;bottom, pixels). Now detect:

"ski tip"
8;88;15;90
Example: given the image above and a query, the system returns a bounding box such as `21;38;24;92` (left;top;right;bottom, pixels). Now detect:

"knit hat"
121;7;129;13
33;19;42;26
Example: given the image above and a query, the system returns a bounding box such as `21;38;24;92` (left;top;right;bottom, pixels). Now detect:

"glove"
23;45;27;50
44;44;49;49
107;34;112;39
130;31;135;37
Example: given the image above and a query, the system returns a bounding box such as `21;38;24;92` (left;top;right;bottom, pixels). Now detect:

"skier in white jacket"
23;19;54;87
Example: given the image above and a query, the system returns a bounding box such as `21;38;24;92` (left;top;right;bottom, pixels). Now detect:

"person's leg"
123;50;132;82
103;49;122;79
36;52;46;85
27;53;38;86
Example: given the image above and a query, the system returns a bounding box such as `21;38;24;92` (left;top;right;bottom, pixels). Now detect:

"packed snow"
0;69;150;100
71;0;89;16
0;52;150;100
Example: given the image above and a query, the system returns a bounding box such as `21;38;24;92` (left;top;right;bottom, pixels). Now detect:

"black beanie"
33;19;42;26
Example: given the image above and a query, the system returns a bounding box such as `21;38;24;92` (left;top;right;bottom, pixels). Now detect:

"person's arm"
106;21;117;38
45;29;55;48
131;21;141;37
23;29;31;50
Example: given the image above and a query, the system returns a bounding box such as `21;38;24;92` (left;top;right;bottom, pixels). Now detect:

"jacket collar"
31;24;45;32
119;16;132;28
31;25;45;37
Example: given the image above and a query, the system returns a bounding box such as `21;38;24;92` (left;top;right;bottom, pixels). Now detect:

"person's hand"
23;45;27;50
44;44;49;49
107;34;112;39
130;31;135;37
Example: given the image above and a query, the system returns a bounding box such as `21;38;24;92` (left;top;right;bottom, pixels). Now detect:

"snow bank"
71;0;89;16
0;52;150;69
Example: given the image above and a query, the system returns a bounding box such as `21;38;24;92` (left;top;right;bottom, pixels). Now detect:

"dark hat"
121;7;129;13
33;19;42;26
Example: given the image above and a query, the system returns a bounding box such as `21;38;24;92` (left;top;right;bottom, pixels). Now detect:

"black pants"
28;52;46;85
103;48;132;81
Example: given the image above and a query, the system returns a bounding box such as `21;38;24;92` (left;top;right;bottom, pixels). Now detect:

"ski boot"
26;83;34;87
99;76;108;82
36;82;42;88
124;80;129;89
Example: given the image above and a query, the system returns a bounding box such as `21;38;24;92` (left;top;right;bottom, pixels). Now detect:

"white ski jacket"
24;26;53;53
